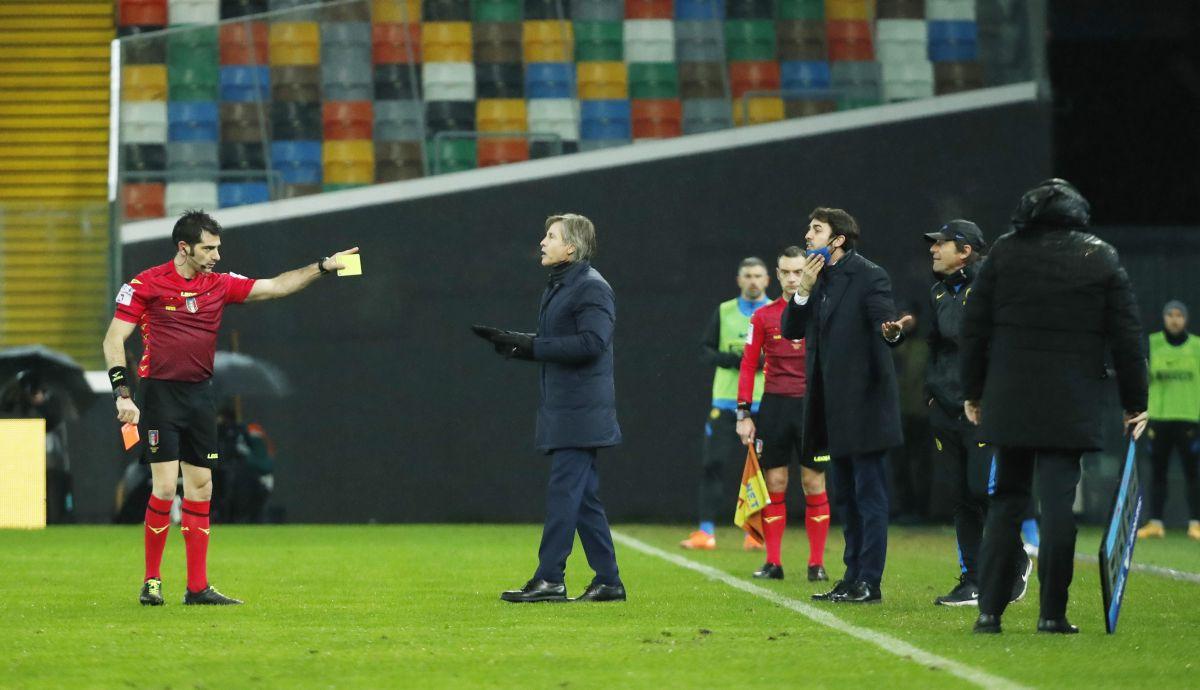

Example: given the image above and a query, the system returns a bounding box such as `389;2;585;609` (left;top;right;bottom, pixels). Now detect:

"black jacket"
925;264;977;415
782;250;904;458
960;225;1148;450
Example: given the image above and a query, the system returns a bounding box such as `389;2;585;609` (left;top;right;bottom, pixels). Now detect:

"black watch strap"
317;257;331;274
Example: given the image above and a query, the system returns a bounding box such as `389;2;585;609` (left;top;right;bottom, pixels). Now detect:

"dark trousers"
698;410;743;524
831;451;889;587
1147;421;1200;521
931;403;993;580
979;447;1082;620
533;448;621;585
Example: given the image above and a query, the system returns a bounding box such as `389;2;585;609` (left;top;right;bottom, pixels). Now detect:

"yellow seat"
733;97;785;126
577;62;627;100
422;22;473;62
269;22;320;65
523;20;573;63
372;0;421;22
824;0;872;21
476;99;527;132
121;65;167;100
323;140;374;184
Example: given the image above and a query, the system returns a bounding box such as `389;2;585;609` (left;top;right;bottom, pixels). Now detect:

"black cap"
924;219;986;251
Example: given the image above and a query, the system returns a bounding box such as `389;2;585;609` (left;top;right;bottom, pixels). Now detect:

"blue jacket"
532;260;622;453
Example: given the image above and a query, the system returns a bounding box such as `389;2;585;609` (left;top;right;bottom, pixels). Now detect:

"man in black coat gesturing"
962;179;1148;634
782;208;912;604
474;213;625;604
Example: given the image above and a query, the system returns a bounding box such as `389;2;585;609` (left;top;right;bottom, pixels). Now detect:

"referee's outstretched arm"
244;247;360;302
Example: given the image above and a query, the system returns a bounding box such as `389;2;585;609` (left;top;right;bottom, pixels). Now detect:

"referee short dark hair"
778;245;804;260
809;207;860;249
173;210;221;247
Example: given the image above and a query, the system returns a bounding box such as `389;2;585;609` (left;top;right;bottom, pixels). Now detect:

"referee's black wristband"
317;257;331;275
108;366;128;391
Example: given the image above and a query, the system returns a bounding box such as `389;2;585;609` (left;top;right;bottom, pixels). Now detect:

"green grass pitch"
2;524;1198;689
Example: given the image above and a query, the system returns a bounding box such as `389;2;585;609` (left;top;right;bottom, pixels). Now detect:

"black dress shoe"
183;585;242;605
753;563;784;580
973;613;1002;634
572;582;626;602
832;580;881;604
807;565;829;582
1037;618;1079;634
812;579;850;601
500;579;567;603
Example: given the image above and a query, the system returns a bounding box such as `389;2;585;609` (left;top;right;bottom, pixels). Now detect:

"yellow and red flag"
734;444;770;543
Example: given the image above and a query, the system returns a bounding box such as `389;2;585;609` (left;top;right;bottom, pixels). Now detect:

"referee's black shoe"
139;578;164;606
183;585;243;605
807;565;828;582
752;563;784;580
500;579;567;603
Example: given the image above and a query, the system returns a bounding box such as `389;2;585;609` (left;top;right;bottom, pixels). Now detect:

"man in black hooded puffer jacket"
960;179;1148;635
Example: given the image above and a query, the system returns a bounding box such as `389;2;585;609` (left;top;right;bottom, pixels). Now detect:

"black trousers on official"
533;448;621;586
698;409;744;525
832;451;889;587
979;447;1082;620
930;403;992;579
1146;421;1200;521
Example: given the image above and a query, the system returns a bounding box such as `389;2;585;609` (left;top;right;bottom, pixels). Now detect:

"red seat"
323;101;373;140
827;20;874;61
373;23;422;64
123;183;165;220
477;138;529;167
631;99;681;139
119;0;167;26
624;0;673;19
220;22;268;65
729;61;780;99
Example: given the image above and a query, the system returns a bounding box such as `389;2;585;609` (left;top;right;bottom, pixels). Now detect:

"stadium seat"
473;22;523;63
373;23;422;63
934;61;983;94
575;21;623;61
425;100;476;134
630;98;681;138
123;182;166;220
270;140;322;183
474;0;522;22
724;0;771;20
120;0;168;27
373;0;422;22
220;107;268;144
167;27;218;70
165;141;217;183
477;99;527;131
577;61;628;99
220;66;271;102
122;65;168;101
826;20;873;61
881;60;934;101
732;95;783;125
777;20;826;61
277;183;322;198
679;61;725;98
673;0;723;20
530;139;578;157
326;1;371;21
167;102;219;142
268;0;318;12
323;141;374;184
681;97;732;133
526;62;575;98
928;21;979;62
423;62;476;100
624;19;674;62
373;64;422;100
926;0;975;21
674;20;723;62
477;138;529;167
784;97;836;117
375;141;424;181
168;0;219;25
428;137;476;173
269;23;320;65
624;0;672;19
220;21;268;65
579;99;631;141
523;20;574;62
424;0;472;21
525;0;569;20
780;60;830;96
571;0;624;21
830;59;882;108
423;21;473;62
270;101;322;140
527;98;579;141
271;65;321;102
218;182;271;208
876;19;928;65
323;101;374;140
321;22;373;56
165;181;218;216
322;62;374;101
374;100;425;140
728;60;779;99
120;29;167;65
876;0;924;19
168;65;220;102
220;0;267;19
121;102;169;144
824;0;870;21
724;20;774;61
219;142;267;178
476;62;525;98
628;62;678;98
124;144;168;178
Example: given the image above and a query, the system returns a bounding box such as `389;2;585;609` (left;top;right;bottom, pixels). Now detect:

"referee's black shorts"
756;393;826;472
138;378;220;469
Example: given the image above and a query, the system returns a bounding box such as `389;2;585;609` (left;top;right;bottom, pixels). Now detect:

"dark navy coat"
532;260;622;453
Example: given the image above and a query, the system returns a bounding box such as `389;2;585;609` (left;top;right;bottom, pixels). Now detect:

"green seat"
428;138;477;174
166;27;218;70
168;63;218;101
323;183;368;192
838;96;882;110
628;62;678;99
574;21;622;62
725;20;775;61
472;0;522;22
776;0;824;20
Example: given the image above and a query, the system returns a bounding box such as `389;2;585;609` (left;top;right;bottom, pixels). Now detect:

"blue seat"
780;61;831;95
526;63;575;99
167;102;219;142
269;141;322;184
218;182;271;208
579;100;630;141
927;21;978;62
220;66;270;102
675;0;725;20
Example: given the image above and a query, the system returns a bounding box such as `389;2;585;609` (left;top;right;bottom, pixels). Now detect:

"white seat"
881;61;934;101
166;181;219;216
527;99;579;141
926;0;976;21
168;0;219;25
876;19;927;42
120;101;167;144
624;19;674;63
421;62;476;101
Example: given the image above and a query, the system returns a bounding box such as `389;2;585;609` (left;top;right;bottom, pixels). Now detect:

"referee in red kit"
102;210;356;606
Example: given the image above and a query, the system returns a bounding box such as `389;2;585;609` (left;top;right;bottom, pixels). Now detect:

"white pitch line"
611;531;1030;690
1073;551;1200;584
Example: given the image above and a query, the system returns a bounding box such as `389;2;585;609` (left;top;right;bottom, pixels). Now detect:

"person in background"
0;370;76;523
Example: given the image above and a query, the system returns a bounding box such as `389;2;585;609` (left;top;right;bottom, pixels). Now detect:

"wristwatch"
113;386;131;400
735;404;752;421
317;257;331;274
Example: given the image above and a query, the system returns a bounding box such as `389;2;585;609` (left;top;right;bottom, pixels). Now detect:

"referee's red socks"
763;493;787;566
181;499;211;593
805;492;830;567
144;495;172;581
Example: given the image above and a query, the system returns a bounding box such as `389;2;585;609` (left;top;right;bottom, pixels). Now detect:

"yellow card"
337;254;362;277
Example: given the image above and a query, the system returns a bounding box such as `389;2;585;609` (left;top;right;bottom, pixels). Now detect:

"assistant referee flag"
734;444;770;543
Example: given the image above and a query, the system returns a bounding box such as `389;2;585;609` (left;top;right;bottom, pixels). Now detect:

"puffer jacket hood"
1012;178;1091;232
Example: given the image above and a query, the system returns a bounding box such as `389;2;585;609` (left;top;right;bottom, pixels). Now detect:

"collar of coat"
557;259;591;286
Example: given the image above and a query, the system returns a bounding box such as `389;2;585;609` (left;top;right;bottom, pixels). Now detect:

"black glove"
471;324;504;341
471;324;535;360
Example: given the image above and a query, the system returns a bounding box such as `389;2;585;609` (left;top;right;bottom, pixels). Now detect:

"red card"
121;423;140;450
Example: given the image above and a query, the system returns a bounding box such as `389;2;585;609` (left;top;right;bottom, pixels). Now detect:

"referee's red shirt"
113;261;257;382
738;297;807;405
